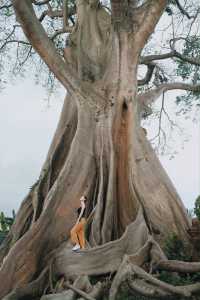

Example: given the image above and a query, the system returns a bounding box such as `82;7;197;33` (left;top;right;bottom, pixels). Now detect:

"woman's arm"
76;202;85;224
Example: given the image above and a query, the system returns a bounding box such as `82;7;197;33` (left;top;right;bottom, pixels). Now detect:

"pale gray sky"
0;79;199;216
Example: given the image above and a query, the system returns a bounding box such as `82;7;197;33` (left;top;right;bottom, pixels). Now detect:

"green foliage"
175;36;200;115
176;37;200;82
0;212;8;232
0;211;14;233
194;195;200;221
159;233;200;286
164;232;190;261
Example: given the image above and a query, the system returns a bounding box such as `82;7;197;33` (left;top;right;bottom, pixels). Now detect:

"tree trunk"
0;81;191;298
0;1;192;298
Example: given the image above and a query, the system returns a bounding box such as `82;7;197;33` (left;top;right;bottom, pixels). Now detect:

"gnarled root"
155;260;200;273
41;275;105;300
2;207;200;300
109;245;200;300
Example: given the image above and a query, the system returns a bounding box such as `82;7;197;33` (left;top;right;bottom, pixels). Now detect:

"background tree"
0;212;8;233
0;0;200;299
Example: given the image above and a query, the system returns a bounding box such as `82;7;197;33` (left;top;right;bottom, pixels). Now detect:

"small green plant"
160;233;200;286
164;232;190;261
194;195;200;221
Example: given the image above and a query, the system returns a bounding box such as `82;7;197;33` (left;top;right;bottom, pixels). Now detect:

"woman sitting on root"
70;195;87;251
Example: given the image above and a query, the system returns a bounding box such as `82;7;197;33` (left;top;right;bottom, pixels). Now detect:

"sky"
0;78;199;217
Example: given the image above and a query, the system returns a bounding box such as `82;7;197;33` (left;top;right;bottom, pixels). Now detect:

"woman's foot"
72;244;81;251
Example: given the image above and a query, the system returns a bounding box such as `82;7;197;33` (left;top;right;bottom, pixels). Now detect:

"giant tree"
0;0;200;299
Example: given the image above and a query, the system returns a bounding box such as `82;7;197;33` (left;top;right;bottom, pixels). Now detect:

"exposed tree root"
49;207;200;300
109;239;156;300
155;260;200;273
127;278;170;298
1;196;198;300
2;208;200;300
128;264;191;297
109;248;200;300
64;282;95;300
41;275;105;300
84;281;106;300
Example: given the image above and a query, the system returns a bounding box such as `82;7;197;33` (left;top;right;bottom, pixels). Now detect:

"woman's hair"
83;195;88;201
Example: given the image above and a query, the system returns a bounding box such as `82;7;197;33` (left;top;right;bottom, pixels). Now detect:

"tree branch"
138;63;155;86
141;52;175;64
132;0;167;51
0;39;30;51
0;24;22;51
141;50;200;66
0;3;12;10
32;0;50;6
39;4;76;23
12;0;80;94
39;9;63;22
174;0;192;19
173;50;200;67
138;82;200;105
51;28;73;40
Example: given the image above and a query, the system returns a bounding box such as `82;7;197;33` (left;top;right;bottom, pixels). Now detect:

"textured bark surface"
0;1;197;299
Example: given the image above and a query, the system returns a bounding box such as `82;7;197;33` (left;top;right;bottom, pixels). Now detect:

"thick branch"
138;82;200;105
12;0;79;94
133;0;167;51
39;5;76;23
174;50;200;67
141;50;200;67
